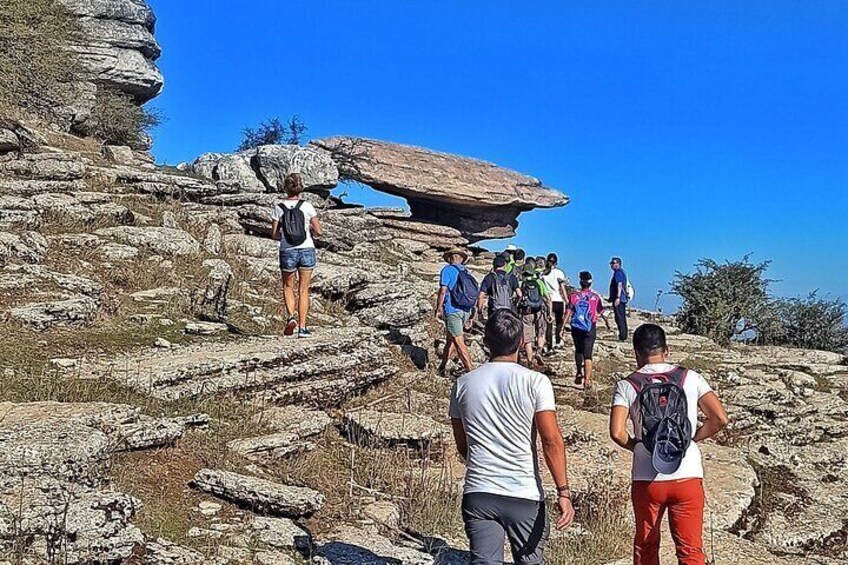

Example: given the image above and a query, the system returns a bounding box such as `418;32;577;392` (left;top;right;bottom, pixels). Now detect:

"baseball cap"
651;422;687;475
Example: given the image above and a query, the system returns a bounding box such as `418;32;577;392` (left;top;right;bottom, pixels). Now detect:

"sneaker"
297;328;312;338
574;374;584;385
283;317;297;336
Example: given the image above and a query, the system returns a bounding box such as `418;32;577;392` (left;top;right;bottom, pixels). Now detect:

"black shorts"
571;326;597;360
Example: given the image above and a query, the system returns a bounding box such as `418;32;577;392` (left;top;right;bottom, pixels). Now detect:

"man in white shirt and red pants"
609;323;728;565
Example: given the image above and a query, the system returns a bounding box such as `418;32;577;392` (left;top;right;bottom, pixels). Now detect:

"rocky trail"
2;1;848;562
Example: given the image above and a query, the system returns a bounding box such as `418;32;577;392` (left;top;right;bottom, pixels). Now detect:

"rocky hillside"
1;1;847;564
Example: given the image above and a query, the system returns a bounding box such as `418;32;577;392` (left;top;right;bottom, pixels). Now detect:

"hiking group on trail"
439;247;729;565
269;193;730;564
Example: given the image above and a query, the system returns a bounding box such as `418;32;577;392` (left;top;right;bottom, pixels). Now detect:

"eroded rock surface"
191;469;324;517
311;136;568;240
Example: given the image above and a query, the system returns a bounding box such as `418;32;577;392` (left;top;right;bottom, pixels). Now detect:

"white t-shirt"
270;199;317;250
542;268;568;303
611;363;714;482
449;362;556;501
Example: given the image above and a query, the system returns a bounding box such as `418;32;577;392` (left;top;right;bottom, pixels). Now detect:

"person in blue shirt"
609;257;629;341
436;248;475;374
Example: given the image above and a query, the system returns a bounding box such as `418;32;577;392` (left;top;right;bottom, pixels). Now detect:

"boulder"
344;409;449;447
95;226;200;256
102;144;136;165
191;468;324;517
192;144;338;193
7;296;99;329
311;136;568;240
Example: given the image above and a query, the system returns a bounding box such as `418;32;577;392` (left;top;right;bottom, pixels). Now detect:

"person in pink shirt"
563;271;609;390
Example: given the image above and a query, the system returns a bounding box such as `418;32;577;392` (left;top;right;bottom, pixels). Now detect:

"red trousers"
631;479;706;565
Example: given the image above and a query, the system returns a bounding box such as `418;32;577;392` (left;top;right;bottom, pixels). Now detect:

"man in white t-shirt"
270;173;322;338
450;309;574;564
609;323;728;565
542;253;570;351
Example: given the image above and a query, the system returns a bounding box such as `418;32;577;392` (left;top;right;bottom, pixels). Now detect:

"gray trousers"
461;492;549;565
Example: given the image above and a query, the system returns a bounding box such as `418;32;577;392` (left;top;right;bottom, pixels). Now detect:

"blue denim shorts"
279;247;317;273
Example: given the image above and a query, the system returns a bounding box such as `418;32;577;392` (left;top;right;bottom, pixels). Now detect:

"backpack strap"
293;200;304;211
627;366;688;392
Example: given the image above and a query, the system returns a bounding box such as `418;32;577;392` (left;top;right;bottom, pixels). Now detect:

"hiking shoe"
297;328;312;338
283;318;297;336
574;374;584;385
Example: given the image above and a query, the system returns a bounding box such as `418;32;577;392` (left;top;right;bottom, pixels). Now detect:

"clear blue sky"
148;0;847;310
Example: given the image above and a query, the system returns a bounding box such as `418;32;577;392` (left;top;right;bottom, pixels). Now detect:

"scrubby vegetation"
672;256;848;352
238;115;308;150
0;0;81;120
75;86;162;148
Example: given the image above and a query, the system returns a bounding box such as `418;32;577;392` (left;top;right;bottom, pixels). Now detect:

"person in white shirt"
450;309;574;564
270;173;322;338
542;253;570;351
609;323;728;565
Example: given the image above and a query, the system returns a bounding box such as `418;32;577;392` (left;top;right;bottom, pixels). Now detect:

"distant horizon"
147;0;847;310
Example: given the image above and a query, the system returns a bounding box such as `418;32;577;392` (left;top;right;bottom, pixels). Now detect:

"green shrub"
671;256;782;344
237;115;307;150
0;0;81;119
76;86;161;148
672;257;848;353
774;293;848;353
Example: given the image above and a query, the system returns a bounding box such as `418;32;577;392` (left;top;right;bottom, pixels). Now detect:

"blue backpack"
571;291;594;332
449;266;479;312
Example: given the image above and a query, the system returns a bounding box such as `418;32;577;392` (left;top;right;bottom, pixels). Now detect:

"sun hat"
505;244;518;252
521;263;536;277
442;247;469;263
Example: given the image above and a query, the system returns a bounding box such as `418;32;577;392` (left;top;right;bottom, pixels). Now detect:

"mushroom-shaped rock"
311;136;568;241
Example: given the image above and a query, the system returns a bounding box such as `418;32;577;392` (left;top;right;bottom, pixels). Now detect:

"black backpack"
449;266;479;312
626;366;692;474
521;278;544;313
279;201;307;246
488;272;515;313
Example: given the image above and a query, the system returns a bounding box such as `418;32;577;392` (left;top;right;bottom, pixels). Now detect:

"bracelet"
556;486;571;498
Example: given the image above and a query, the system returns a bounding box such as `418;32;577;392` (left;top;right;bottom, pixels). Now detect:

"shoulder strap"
625;372;653;393
294;200;304;211
667;365;688;386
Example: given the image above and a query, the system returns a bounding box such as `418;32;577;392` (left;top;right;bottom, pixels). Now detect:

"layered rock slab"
311;136;568;241
191;468;324;517
78;327;399;405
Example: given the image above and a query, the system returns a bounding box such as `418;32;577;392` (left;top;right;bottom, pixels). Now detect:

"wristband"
556;486;571;498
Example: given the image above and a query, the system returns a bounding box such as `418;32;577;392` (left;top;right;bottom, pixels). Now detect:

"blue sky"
148;0;847;310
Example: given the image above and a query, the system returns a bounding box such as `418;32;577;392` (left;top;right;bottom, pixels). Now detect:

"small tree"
774;293;848;353
237;115;307;151
75;86;161;148
671;256;782;344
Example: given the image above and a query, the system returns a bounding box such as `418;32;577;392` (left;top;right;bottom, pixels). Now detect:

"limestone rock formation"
191;469;325;517
192;145;339;193
59;0;164;103
311;136;568;240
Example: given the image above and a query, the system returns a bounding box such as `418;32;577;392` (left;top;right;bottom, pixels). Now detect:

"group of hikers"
270;172;730;565
437;245;632;390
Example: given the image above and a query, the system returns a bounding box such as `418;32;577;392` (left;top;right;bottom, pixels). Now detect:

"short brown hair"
281;173;304;196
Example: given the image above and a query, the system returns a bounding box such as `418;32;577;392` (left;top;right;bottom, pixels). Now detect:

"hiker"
730;308;759;344
518;264;552;367
270;173;322;338
542;253;570;351
477;254;521;319
513;248;527;271
503;244;518;274
609;257;629;341
609;324;728;565
563;271;608;390
450;310;575;564
436;247;478;374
